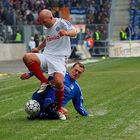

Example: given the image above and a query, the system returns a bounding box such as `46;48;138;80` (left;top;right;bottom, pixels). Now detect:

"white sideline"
67;59;99;67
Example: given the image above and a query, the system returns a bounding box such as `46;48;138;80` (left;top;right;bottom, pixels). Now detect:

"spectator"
28;36;36;52
125;24;135;40
120;28;127;41
86;35;94;56
34;33;40;48
26;11;34;25
77;28;85;45
69;38;80;60
14;28;22;43
93;29;101;54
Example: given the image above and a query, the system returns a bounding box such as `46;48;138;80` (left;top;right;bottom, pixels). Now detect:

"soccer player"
21;62;93;119
22;9;77;120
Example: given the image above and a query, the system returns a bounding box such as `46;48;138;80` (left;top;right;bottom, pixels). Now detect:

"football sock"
55;88;64;111
26;61;48;84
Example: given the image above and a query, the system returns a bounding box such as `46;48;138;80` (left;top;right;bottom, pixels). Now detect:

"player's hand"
59;29;68;36
20;73;31;80
32;48;39;53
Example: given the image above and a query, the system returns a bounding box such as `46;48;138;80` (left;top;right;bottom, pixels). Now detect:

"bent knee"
54;73;64;88
54;79;64;89
23;53;38;64
23;53;31;61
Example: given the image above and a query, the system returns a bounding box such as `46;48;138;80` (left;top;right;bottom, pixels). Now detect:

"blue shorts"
32;87;56;112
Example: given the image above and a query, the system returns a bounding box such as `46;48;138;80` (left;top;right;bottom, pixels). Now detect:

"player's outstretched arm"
20;72;33;80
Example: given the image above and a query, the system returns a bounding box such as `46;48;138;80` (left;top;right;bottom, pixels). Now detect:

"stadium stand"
129;0;140;40
0;0;112;60
0;0;111;25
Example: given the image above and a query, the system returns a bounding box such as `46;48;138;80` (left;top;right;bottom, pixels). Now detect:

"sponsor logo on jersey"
46;35;61;42
56;26;60;31
70;84;74;90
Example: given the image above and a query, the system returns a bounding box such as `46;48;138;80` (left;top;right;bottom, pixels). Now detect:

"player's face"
40;17;53;28
70;65;84;80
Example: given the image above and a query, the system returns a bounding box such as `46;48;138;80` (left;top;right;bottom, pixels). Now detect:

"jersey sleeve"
61;19;76;31
72;85;89;116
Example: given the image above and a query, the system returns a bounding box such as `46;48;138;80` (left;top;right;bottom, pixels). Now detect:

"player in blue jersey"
21;62;93;119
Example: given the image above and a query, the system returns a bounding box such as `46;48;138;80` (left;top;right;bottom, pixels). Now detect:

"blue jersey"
63;72;88;116
32;72;88;117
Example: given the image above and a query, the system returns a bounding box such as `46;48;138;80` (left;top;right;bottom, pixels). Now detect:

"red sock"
26;61;48;84
55;88;64;111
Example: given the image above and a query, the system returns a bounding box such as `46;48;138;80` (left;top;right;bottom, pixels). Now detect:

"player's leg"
46;55;67;120
23;53;49;93
55;82;65;121
54;73;64;111
54;73;66;120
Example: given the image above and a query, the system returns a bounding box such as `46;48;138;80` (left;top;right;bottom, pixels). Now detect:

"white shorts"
35;53;68;76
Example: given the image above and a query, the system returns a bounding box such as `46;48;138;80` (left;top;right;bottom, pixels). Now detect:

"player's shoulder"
75;81;81;89
58;18;73;28
58;18;68;23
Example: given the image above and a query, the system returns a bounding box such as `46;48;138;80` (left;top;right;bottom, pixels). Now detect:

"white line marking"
0;93;29;103
0;108;23;119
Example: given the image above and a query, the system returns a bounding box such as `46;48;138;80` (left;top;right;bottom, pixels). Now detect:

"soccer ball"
25;100;40;116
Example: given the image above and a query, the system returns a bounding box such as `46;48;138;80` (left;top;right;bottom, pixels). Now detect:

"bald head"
39;9;55;28
39;9;53;19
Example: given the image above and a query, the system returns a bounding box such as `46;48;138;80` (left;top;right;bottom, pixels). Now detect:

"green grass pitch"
0;57;140;140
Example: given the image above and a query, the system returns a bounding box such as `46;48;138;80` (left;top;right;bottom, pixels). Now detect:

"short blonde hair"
72;62;85;70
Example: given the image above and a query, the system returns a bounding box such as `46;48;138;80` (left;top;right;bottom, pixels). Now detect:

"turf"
0;57;140;140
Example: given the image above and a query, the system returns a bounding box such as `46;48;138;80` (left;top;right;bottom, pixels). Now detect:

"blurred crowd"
86;0;111;24
0;0;112;57
128;0;140;40
0;0;111;25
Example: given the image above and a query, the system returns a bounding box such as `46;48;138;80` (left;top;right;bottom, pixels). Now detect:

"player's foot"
37;83;50;93
56;110;66;120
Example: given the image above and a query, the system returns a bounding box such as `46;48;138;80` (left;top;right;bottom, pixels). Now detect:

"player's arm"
20;72;34;80
59;19;77;37
66;29;77;37
72;95;88;116
32;38;46;53
20;71;53;83
59;29;77;37
72;87;93;117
